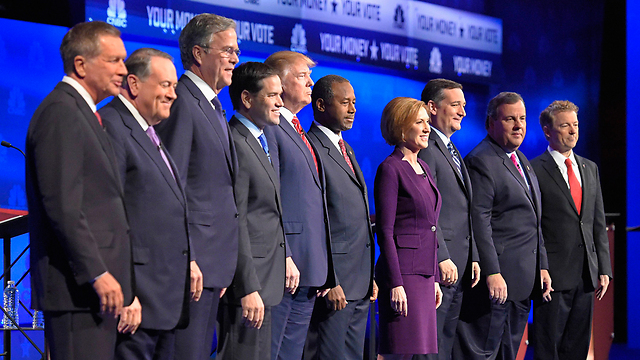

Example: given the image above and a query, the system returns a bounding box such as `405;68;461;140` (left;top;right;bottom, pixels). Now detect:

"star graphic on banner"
332;0;338;13
370;40;379;60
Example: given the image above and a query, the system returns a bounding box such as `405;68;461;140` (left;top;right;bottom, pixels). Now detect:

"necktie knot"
258;133;271;163
290;116;318;173
94;111;103;127
510;153;527;185
565;157;582;214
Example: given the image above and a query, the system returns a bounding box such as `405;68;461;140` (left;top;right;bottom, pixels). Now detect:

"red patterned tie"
291;116;318;173
565;158;582;214
339;138;355;174
94;111;103;127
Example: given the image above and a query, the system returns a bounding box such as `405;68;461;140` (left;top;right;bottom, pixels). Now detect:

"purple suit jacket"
374;147;442;289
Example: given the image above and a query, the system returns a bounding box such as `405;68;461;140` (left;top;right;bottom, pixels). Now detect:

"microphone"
1;140;26;158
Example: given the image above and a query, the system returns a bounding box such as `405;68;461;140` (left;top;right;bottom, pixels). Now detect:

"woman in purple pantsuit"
375;97;443;359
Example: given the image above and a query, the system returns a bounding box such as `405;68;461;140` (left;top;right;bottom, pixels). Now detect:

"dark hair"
539;100;579;129
485;92;525;129
311;75;349;112
179;13;235;70
228;62;279;110
125;48;173;81
60;21;121;75
421;78;463;105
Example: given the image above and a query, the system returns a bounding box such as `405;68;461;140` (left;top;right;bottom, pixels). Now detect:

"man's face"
280;58;314;112
488;101;527;152
318;82;356;133
199;28;239;93
133;57;178;126
82;35;127;103
246;75;283;129
429;88;466;137
544;111;579;155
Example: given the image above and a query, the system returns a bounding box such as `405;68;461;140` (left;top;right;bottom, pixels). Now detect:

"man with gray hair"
26;21;132;360
99;47;204;360
155;13;240;360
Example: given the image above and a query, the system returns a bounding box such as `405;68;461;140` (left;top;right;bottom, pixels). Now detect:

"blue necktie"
447;141;462;175
258;133;271;163
211;96;230;147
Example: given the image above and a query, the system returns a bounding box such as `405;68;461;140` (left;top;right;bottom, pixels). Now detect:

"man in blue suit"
263;51;336;360
100;48;203;360
155;13;240;360
456;92;552;360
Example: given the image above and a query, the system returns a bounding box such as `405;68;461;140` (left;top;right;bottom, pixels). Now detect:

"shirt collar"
313;121;342;152
279;107;296;129
184;70;217;102
431;126;450;146
234;113;263;140
62;76;97;112
547;146;577;167
118;94;149;131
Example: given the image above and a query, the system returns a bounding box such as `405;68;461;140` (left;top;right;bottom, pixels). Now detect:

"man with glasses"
155;13;240;360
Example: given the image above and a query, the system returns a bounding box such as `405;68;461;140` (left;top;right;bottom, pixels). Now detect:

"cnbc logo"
107;0;127;28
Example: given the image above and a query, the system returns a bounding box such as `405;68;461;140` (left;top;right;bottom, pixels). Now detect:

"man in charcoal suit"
305;75;378;360
26;21;132;360
531;100;612;360
100;48;204;359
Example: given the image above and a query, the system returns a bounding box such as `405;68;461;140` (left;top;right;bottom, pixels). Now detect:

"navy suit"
305;124;374;360
531;151;612;360
416;130;477;360
155;74;239;360
264;114;335;360
100;97;192;359
26;82;133;360
455;136;548;360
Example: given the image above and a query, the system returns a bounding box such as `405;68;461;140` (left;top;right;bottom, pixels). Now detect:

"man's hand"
435;282;443;309
93;272;124;317
370;280;379;302
471;262;481;288
325;285;348;311
241;291;265;329
541;269;553;302
285;257;300;294
487;273;508;304
391;286;408;317
117;296;141;334
316;288;331;297
190;261;203;301
596;275;610;300
438;259;458;286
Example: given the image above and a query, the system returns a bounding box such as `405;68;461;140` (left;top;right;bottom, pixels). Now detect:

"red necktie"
565;158;582;214
291;116;318;173
510;153;526;180
95;111;103;127
339;138;355;174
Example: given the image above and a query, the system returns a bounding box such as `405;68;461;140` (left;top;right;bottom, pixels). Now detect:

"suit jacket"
531;151;612;291
227;117;286;306
26;82;133;311
464;135;548;302
264;115;336;288
155;74;239;289
307;124;374;300
374;147;442;289
100;97;191;330
418;131;478;283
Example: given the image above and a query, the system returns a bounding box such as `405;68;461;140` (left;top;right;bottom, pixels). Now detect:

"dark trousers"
115;327;175;360
532;278;594;360
305;297;370;360
454;284;530;360
173;287;221;360
271;286;316;360
413;282;465;360
217;303;272;360
45;311;118;360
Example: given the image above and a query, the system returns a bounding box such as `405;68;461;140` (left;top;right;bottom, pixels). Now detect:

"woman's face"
402;107;431;152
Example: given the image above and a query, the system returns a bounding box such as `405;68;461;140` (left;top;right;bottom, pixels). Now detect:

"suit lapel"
431;132;467;195
539;151;578;215
279;116;321;188
519;151;540;214
487;138;535;208
308;125;360;186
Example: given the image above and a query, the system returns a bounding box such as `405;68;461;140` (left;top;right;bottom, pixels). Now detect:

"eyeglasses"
200;45;241;58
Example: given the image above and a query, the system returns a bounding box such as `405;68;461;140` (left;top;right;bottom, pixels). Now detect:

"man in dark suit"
154;13;240;360
99;48;204;359
415;79;480;360
531;100;612;360
263;51;336;360
455;92;552;360
26;21;133;360
216;61;294;360
305;75;377;360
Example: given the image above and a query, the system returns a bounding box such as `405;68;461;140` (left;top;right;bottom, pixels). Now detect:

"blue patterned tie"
258;133;271;163
447;141;462;175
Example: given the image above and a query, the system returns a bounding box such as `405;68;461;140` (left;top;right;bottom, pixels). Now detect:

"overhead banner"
87;0;502;82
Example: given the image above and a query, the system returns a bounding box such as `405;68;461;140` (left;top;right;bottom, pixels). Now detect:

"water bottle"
2;281;18;329
32;310;44;329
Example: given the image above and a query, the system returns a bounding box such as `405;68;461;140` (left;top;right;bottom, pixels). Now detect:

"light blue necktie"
258;133;271;163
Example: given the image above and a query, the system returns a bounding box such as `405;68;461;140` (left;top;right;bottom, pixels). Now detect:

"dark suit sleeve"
592;166;613;277
155;96;193;187
419;148;451;263
30;102;108;284
465;155;501;275
374;160;403;288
